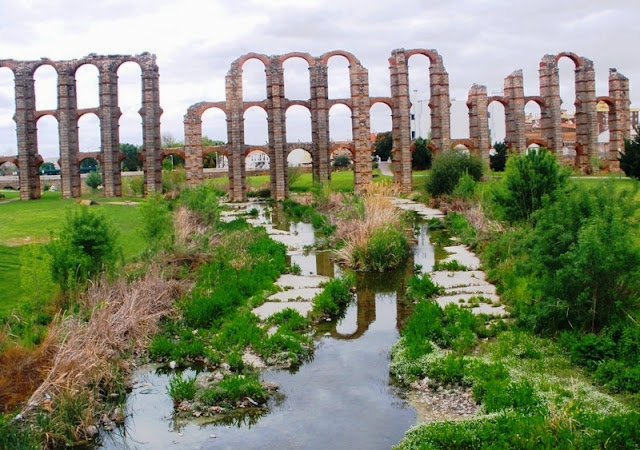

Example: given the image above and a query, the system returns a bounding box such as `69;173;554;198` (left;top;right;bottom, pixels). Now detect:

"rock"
262;381;279;391
85;425;98;437
169;361;177;369
220;362;230;372
210;434;217;439
76;199;98;206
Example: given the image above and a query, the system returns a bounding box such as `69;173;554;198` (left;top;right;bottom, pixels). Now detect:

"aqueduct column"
389;49;412;192
575;58;598;170
98;63;122;197
608;69;630;170
504;70;526;152
467;84;490;161
429;54;451;152
225;63;246;201
57;63;81;198
539;55;563;154
349;60;372;192
184;108;203;186
15;67;40;199
310;59;331;182
267;57;288;200
141;60;163;194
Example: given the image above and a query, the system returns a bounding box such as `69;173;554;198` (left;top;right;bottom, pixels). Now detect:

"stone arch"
320;50;361;66
330;142;355;157
286;142;313;155
245;146;270;171
451;139;475;151
233;52;271;69
556;52;584;68
281;54;313;101
161;148;186;160
487;98;507;145
0;67;16;157
285;99;311;110
36;114;59;160
370;97;393;108
526;138;547;148
78;152;101;164
242;101;268;113
404;49;440;66
287;147;313;168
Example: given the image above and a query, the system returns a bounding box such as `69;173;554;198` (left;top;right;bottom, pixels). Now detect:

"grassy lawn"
0;189;20;201
0;191;145;316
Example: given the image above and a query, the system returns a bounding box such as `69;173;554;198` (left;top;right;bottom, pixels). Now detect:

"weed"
167;373;197;403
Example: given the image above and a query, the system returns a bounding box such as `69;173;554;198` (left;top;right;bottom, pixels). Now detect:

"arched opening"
330;145;354;168
244;106;268;146
117;62;142;147
162;153;185;170
453;143;471;155
0;68;16;156
245;149;270;194
327;55;350;99
596;100;611;167
242;58;267;102
78;113;101;153
0;161;17;176
75;64;99;109
524;99;543;146
450;99;469;140
287;148;312;191
79;156;100;173
34;64;57;111
487;100;506;145
201;107;228;180
329;103;352;142
557;57;577;116
283;57;310;100
285;105;312;143
370;102;392;171
407;54;432;140
37;115;60;193
370;102;392;136
244;106;269;193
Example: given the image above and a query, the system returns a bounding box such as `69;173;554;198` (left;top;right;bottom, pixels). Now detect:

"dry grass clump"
334;183;408;269
175;205;208;245
21;268;186;425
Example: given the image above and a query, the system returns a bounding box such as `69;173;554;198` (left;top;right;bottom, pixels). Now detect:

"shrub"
47;208;120;290
288;166;303;186
180;184;220;227
490;141;508;172
492;148;568;223
312;275;355;316
412;137;432;170
167;373;197;403
122;176;144;197
85;171;102;190
618;128;640;179
20;244;57;306
406;273;442;301
197;374;267;406
432;260;469;271
426;149;483;197
162;166;186;193
452;172;476;200
361;225;409;271
139;193;174;252
332;155;351;169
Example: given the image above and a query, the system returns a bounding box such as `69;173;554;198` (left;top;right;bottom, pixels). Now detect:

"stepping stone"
276;274;329;289
252;302;313;320
268;287;323;302
442;245;481;270
430;271;488;289
444;284;497;296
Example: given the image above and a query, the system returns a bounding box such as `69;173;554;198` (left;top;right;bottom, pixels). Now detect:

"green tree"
139;193;174;252
85;171;102;190
490;142;508;172
618;128;640;179
492;148;568;223
202;136;226;168
162;133;183;148
412;137;432;170
121;143;142;171
47;208;120;290
426;149;484;197
374;132;392;161
40;162;55;172
332;155;352;169
202;136;225;147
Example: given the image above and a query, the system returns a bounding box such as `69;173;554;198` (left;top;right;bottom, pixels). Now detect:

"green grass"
0;189;20;201
0;191;146;318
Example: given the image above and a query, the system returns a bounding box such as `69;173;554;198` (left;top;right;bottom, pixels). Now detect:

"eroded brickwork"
0;53;162;200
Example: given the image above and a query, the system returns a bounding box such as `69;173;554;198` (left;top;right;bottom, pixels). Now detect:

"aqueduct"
0;48;631;201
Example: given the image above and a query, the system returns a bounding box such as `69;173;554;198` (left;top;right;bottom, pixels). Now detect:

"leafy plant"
167;373;197;403
490;141;508;172
618;128;640;179
139;193;174;252
85;171;102;190
426;149;484;197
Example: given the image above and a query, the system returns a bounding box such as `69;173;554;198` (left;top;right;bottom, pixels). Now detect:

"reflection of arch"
556;52;583;68
330;289;375;340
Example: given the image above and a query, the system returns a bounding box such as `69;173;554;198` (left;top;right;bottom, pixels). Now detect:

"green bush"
406;273;442;301
452;172;476;200
85;171;102;190
197;374;267;406
312;275;355;316
332;155;352;169
412;137;432;170
46;208;120;290
167;373;197;403
162;166;186;193
139;193;174;252
618;128;640;179
426;149;484;197
492;148;568;223
363;225;410;271
180;184;221;227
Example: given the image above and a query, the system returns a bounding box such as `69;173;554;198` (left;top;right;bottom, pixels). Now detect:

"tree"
202;136;225;147
332;155;352;169
618;128;640;179
490;142;508;172
40;162;55;172
162;133;183;148
85;171;102;190
374;132;392;161
412;137;432;170
202;136;226;168
426;149;484;197
121;143;142;171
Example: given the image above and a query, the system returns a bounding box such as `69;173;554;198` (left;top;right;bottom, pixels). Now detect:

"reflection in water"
99;208;438;450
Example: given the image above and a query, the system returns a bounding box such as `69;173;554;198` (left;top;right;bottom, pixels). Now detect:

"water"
99;206;438;449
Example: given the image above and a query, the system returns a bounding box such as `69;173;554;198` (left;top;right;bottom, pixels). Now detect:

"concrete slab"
442;245;481;270
276;274;329;289
268;287;323;302
430;271;488;289
252;302;313;320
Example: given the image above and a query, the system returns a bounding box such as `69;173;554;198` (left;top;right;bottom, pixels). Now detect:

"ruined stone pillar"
608;69;630;170
467;84;490;162
504;70;526;152
98;63;122;197
57;63;81;198
15;68;40;199
350;61;372;193
310;60;330;183
266;58;288;200
141;60;162;194
389;49;412;192
184;109;203;186
225;64;246;201
430;57;451;152
539;55;563;155
577;59;599;171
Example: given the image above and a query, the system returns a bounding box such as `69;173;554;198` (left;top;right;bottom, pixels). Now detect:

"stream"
99;204;440;449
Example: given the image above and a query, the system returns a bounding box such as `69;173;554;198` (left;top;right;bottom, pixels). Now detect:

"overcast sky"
0;0;638;158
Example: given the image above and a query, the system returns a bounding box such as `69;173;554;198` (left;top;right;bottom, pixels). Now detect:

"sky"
0;0;638;158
